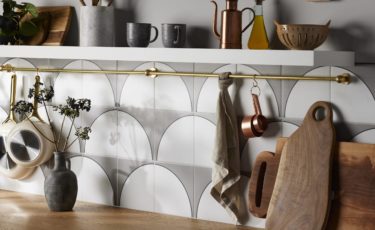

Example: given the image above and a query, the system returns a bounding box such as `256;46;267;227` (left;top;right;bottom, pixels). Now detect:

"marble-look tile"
0;166;45;195
284;67;331;120
235;65;279;118
331;67;375;124
157;115;194;165
70;156;114;205
120;62;155;109
240;121;298;173
154;164;192;217
196;181;236;224
196;64;236;114
194;116;216;168
120;164;155;212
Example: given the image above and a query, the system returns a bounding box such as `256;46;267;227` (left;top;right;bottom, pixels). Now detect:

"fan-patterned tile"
241;122;298;173
285;67;331;120
54;60;115;108
157;116;194;165
85;110;117;157
196;65;236;114
120;62;155;109
70;156;113;205
155;63;192;112
352;129;375;144
154;165;192;217
331;67;375;124
120;164;155;212
235;65;279;117
0;166;44;195
197;182;236;224
194;116;215;168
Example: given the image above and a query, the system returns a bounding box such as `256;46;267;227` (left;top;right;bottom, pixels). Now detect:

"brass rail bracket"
145;68;158;79
336;73;351;85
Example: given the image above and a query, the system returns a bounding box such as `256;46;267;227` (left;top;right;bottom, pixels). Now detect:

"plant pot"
44;152;78;212
79;6;115;47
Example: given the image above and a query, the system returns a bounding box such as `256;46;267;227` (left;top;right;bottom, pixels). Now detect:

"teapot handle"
242;7;256;33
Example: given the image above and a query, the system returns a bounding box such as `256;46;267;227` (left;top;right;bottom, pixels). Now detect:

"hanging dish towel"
211;72;245;223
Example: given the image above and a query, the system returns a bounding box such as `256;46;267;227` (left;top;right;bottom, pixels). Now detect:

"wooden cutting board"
266;101;335;230
248;140;284;218
38;6;73;46
249;140;375;229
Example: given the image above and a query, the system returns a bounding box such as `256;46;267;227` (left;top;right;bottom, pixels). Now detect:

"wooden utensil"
266;101;335;230
248;140;284;218
250;138;375;229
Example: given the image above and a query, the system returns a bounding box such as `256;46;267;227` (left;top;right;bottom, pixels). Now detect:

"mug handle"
241;7;255;33
150;26;159;43
173;25;181;45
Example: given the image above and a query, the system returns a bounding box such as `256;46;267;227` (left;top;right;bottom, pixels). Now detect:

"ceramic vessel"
80;6;115;47
44;152;77;212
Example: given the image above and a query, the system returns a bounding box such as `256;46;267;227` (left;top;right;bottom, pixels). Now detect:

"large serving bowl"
274;20;330;50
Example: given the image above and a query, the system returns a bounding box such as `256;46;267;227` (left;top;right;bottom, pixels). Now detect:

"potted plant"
0;0;40;45
12;77;92;211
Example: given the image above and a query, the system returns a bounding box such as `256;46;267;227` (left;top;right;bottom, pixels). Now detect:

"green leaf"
19;20;38;36
23;3;38;18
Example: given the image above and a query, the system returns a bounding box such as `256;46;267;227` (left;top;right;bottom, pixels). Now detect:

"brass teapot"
211;0;255;49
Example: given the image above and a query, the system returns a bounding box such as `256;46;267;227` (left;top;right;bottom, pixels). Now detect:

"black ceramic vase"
44;152;78;211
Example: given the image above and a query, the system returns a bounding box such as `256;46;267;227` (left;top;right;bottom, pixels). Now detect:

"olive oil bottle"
248;0;269;49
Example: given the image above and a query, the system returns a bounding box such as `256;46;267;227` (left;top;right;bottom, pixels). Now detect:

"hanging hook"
251;75;261;96
36;68;40;76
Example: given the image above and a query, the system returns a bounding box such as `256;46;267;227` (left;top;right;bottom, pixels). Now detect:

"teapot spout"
211;0;221;39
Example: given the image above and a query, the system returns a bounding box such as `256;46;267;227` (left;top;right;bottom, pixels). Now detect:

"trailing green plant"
0;0;39;44
13;81;92;153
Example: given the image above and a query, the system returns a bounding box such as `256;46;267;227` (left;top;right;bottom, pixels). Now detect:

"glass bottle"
248;0;269;49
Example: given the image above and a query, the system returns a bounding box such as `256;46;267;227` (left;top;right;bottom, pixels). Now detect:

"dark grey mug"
162;24;186;48
127;22;159;47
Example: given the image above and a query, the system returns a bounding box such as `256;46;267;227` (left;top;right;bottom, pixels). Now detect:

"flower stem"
57;115;66;148
63;118;75;151
26;116;55;144
42;98;58;152
65;138;78;152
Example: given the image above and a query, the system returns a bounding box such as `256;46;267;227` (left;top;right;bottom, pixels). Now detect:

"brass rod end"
145;68;158;79
1;64;14;72
336;73;351;85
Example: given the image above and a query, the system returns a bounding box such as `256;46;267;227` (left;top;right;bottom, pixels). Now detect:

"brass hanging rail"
0;64;351;84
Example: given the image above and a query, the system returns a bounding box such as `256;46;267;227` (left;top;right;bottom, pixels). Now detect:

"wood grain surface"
0;190;260;230
250;138;375;229
248;140;284;218
38;6;73;46
266;101;335;230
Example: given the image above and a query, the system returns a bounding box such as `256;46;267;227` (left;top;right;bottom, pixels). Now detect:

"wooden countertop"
0;190;259;230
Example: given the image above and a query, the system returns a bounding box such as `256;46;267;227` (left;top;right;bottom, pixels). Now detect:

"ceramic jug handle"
150;26;159;43
242;7;256;33
174;25;181;45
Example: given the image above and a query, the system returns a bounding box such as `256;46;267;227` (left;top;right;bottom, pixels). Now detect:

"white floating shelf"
0;46;354;67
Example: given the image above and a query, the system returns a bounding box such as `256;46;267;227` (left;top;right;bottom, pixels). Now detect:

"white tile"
117;111;152;161
196;65;236;113
285;67;331;120
352;129;375;144
120;62;155;109
70;156;113;205
240;122;298;173
236;65;280;117
158;116;194;165
54;60;115;107
194;117;215;168
0;107;7;122
155;63;192;111
154;165;192;217
331;67;375;124
120;164;154;212
0;166;45;195
197;182;236;224
38;106;80;153
85;110;117;157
